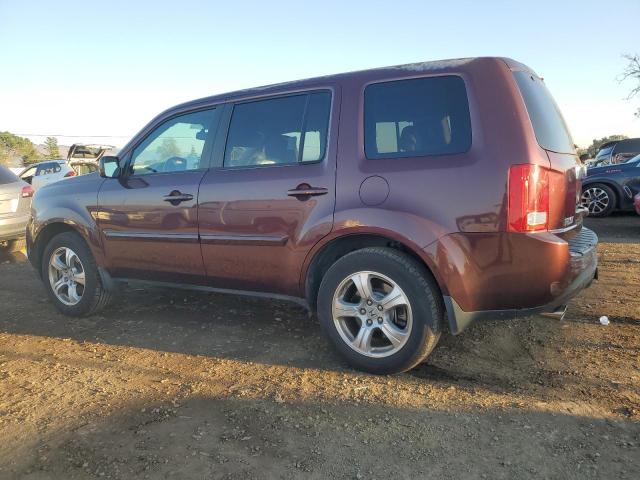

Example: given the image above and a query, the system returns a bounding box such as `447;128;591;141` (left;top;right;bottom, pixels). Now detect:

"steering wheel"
163;156;188;172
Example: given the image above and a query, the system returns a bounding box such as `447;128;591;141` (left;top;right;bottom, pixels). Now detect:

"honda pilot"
27;57;598;374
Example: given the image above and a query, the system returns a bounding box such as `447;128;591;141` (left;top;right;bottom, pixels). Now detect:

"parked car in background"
590;138;640;168
0;165;33;252
19;160;76;190
67;143;114;163
18;144;111;190
634;193;640;216
27;57;597;374
69;160;99;176
581;154;640;217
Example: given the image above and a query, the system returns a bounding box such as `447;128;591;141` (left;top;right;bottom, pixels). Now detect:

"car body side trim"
199;234;289;246
102;230;199;242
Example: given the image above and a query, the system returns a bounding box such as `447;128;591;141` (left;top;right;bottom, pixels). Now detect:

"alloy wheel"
581;187;610;215
48;247;86;306
331;271;412;358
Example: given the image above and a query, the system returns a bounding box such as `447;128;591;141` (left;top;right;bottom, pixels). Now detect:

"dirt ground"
0;214;638;479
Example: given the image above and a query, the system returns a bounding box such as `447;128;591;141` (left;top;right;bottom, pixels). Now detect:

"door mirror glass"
99;156;121;178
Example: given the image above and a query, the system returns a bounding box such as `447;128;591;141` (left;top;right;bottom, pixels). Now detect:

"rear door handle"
163;191;194;204
287;184;328;198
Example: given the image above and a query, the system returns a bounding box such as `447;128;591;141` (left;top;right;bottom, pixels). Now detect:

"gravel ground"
0;214;638;479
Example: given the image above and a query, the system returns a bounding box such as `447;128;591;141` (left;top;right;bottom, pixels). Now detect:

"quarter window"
364;76;472;159
129;109;219;175
224;91;331;168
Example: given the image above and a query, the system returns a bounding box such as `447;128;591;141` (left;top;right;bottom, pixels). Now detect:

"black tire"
41;231;112;316
582;183;616;218
4;238;25;252
317;247;442;374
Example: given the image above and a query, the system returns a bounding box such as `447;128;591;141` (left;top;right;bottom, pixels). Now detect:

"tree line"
0;132;61;167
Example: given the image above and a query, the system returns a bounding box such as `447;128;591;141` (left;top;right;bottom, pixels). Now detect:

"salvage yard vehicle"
19;160;76;190
581;154;640;217
0;165;33;252
19;144;112;190
27;57;598;374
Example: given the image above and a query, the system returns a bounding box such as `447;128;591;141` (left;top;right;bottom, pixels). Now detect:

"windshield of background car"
595;146;614;159
513;71;575;154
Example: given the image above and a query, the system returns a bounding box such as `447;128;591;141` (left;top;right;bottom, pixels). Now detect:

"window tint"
365;76;471;159
130;109;219;176
0;165;19;185
514;71;574;154
224;91;331;168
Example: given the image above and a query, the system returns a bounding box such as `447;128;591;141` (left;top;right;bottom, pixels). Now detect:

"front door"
198;90;338;296
97;108;220;282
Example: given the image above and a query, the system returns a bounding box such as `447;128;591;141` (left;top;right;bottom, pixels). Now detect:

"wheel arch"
30;220;98;277
302;231;446;311
582;180;623;209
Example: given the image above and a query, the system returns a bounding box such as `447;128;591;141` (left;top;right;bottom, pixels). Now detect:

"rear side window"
0;165;19;184
224;91;331;168
364;76;472;159
37;163;61;175
514;71;574;154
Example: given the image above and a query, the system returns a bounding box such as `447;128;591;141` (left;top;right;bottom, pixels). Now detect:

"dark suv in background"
27;57;597;374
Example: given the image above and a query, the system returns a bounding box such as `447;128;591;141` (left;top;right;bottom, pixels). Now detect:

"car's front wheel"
41;231;112;316
317;247;442;374
581;184;616;217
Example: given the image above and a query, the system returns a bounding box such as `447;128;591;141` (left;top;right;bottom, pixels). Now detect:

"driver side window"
130;109;218;175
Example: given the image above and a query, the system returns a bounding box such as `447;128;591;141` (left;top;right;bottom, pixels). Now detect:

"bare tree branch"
618;54;640;117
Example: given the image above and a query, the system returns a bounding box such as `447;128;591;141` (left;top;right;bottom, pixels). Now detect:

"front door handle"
163;190;194;205
287;184;328;198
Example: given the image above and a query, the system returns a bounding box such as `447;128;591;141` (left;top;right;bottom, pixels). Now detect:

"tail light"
64;170;77;177
21;185;34;198
507;164;551;232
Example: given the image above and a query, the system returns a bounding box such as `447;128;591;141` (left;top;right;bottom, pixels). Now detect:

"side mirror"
99;156;121;178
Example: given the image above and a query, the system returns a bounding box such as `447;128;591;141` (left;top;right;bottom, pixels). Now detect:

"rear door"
97;107;221;282
198;89;338;296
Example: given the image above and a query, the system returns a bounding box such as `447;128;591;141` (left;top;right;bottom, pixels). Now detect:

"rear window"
364;76;472;159
0;165;19;185
514;71;574;154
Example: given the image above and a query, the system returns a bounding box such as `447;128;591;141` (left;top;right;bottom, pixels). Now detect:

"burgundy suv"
27;57;597;374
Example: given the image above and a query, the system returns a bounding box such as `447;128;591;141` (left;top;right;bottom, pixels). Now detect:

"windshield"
595;145;614;159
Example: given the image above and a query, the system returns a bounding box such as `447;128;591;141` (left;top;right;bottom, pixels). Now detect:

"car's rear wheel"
581;184;616;217
317;247;442;374
41;231;112;316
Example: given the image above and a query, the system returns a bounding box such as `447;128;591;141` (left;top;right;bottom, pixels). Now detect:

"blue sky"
1;0;639;148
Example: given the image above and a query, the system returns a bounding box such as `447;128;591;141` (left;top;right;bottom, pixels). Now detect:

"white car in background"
18;144;113;190
18;160;76;190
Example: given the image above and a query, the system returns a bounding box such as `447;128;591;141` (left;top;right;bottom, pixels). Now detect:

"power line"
12;133;132;138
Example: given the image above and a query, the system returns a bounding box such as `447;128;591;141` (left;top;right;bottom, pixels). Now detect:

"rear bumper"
0;213;29;243
443;227;598;334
